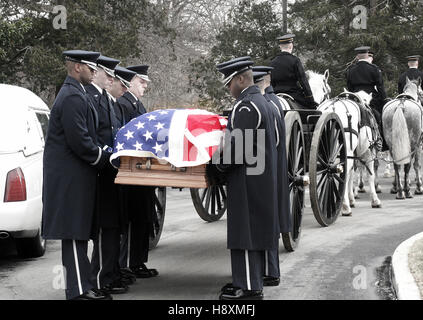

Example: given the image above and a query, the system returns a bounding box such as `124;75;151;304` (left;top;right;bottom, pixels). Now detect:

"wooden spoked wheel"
309;113;347;227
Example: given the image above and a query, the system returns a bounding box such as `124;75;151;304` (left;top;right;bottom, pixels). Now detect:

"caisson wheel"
190;185;227;222
149;187;166;249
282;111;305;252
309;112;347;227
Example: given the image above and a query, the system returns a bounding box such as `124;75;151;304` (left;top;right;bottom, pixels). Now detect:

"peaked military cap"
97;55;120;77
63;50;100;71
253;66;274;75
114;66;137;89
127;65;151;82
216;56;251;70
354;46;371;54
277;34;295;44
253;71;268;83
217;57;254;86
407;55;421;62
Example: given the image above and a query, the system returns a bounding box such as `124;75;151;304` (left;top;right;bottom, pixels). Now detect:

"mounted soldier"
346;46;387;151
270;34;317;109
398;55;423;95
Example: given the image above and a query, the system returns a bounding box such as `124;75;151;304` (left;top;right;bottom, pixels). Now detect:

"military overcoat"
85;84;124;230
42;76;108;240
264;86;291;234
217;85;280;251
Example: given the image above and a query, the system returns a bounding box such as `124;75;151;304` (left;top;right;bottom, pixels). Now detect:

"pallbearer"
215;57;280;300
42;50;111;300
85;56;132;295
117;64;159;279
253;66;291;287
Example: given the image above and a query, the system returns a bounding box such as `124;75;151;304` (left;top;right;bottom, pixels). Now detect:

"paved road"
1;166;423;300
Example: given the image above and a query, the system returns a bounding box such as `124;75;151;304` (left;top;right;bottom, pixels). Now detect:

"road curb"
392;232;423;300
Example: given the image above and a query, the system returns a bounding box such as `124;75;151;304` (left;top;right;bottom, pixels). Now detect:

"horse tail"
391;106;411;165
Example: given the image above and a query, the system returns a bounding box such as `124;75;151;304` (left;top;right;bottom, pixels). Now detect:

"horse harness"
320;93;382;175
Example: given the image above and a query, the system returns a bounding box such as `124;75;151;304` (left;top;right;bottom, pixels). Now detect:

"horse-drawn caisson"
111;70;351;251
112;67;423;253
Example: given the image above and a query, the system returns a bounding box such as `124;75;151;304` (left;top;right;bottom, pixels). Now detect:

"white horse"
276;69;331;109
383;77;423;198
318;90;382;216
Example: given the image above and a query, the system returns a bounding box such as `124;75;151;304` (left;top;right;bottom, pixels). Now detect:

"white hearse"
0;84;49;257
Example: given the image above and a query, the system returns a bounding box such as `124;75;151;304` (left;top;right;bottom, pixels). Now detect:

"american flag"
110;109;228;168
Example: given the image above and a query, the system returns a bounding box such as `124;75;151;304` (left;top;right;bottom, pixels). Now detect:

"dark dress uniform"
346;59;387;149
262;85;291;281
398;68;423;94
42;71;110;300
270;52;316;109
217;85;280;291
117;91;156;275
346;60;387;115
85;81;125;290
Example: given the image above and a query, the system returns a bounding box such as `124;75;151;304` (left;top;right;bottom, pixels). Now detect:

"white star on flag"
143;130;153;141
116;142;124;151
124;130;134;140
152;142;163;153
133;141;143;151
135;122;145;130
147;115;157;121
155;122;165;130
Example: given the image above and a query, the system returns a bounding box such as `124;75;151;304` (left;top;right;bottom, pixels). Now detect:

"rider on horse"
346;46;388;151
398;55;423;95
270;34;317;110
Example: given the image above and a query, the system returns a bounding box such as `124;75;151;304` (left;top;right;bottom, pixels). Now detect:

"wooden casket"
115;156;209;189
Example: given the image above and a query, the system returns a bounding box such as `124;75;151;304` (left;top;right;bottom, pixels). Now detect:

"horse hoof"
372;203;382;208
342;212;352;217
396;192;406;200
354;195;360;199
358;189;366;194
376;186;382;194
415;188;423;195
405;191;413;199
391;188;398;195
350;203;355;208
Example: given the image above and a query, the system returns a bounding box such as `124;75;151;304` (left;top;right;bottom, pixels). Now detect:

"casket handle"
135;163;143;170
146;159;152;170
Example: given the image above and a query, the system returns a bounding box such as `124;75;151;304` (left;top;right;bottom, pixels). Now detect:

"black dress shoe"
73;289;112;300
120;274;136;286
119;269;137;285
220;283;233;292
131;263;159;278
101;280;129;295
263;276;280;287
219;288;263;300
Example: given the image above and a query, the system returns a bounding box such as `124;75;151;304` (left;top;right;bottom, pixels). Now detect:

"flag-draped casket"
111;109;227;188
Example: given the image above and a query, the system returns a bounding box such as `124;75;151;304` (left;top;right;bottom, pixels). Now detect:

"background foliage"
1;0;423;110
